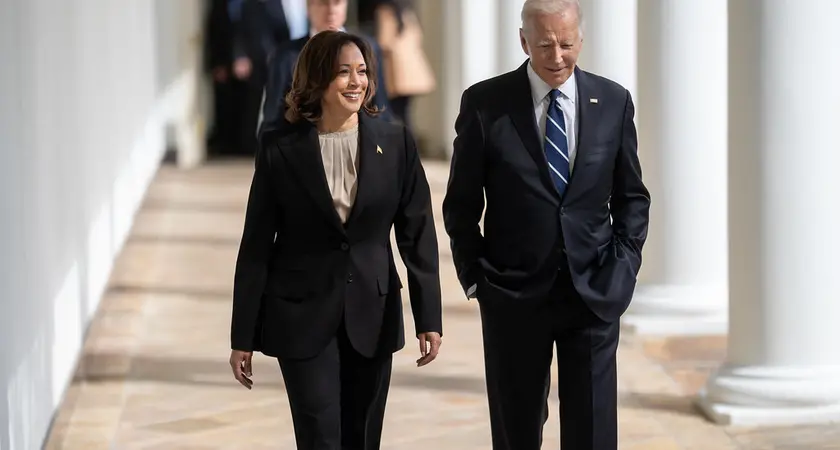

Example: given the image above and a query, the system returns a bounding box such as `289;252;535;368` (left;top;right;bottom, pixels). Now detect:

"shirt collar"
526;61;577;106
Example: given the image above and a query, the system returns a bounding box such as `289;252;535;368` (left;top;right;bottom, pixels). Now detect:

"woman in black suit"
228;30;443;449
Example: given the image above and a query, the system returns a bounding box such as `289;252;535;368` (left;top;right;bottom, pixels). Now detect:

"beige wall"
412;0;448;158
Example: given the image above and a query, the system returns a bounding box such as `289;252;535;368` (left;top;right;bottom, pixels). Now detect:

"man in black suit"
442;1;650;449
204;0;244;155
220;0;293;155
258;0;391;137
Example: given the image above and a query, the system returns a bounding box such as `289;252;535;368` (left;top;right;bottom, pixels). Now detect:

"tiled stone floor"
44;159;840;449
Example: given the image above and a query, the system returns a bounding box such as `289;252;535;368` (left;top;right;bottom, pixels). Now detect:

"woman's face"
322;43;368;115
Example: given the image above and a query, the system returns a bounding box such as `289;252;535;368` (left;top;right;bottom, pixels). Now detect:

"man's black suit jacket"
258;34;392;137
443;62;650;322
231;112;442;359
204;0;235;72
234;0;292;68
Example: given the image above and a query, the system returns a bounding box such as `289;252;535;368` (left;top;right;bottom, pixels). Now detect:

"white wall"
0;1;201;448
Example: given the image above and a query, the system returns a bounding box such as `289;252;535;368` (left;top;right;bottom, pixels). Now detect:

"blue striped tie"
544;89;570;197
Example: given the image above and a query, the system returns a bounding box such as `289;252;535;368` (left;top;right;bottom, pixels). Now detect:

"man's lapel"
509;61;558;197
279;123;345;233
563;67;603;204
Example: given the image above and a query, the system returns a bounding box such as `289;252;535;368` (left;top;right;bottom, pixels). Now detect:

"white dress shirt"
526;62;579;174
281;0;309;40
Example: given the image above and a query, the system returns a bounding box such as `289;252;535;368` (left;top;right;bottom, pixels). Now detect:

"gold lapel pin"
590;98;599;104
376;145;383;154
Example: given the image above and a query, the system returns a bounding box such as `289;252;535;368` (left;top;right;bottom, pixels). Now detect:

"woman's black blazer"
230;112;442;359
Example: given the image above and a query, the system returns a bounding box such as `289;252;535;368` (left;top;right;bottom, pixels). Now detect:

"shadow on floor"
108;284;232;300
107;284;481;321
74;352;488;394
726;423;840;449
140;200;245;213
75;351;702;419
127;234;242;247
619;391;704;418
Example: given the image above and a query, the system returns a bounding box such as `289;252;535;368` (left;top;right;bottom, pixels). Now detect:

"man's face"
519;10;583;87
308;0;347;33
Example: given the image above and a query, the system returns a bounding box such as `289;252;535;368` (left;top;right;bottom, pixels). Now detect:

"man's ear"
519;29;530;56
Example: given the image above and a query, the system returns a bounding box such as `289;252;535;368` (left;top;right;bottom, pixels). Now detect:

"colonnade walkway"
44;159;839;449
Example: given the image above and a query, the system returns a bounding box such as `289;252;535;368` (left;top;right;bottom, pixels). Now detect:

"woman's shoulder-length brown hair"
284;30;381;124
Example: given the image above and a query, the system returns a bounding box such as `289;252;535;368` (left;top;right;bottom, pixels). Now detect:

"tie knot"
549;89;562;102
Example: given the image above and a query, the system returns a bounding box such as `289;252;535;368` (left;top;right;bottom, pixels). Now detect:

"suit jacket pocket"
265;269;315;303
474;275;493;303
377;277;390;296
597;239;613;267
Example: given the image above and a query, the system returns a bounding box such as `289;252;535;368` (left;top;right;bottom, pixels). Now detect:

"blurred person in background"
359;0;435;134
227;0;295;154
204;0;248;156
258;0;392;137
228;31;442;449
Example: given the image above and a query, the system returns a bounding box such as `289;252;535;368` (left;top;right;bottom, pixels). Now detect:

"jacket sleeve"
441;88;486;294
610;90;650;274
230;142;278;351
393;126;443;336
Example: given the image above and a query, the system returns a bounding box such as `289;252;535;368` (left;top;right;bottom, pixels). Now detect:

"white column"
152;0;206;169
177;0;208;169
579;0;637;100
697;0;840;426
440;0;499;157
457;0;498;96
413;0;505;158
497;0;526;73
621;0;728;335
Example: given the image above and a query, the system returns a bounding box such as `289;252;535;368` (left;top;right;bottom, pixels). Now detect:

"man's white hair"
520;0;584;35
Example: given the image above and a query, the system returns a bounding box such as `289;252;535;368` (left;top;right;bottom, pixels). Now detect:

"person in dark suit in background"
204;0;248;155
229;30;442;450
230;0;292;154
258;0;392;137
442;0;650;448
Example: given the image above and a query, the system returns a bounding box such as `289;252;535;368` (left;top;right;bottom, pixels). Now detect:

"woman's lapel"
278;122;345;233
345;112;383;227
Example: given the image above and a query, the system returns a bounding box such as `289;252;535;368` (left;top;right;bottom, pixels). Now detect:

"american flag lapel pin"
590;98;599;104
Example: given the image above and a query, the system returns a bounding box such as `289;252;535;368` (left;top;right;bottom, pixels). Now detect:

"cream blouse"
318;124;360;224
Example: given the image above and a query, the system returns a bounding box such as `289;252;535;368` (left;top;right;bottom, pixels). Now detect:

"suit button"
560;207;566;215
347;273;354;283
340;242;349;251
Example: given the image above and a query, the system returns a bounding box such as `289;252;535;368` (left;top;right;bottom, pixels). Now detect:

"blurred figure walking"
359;0;436;134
